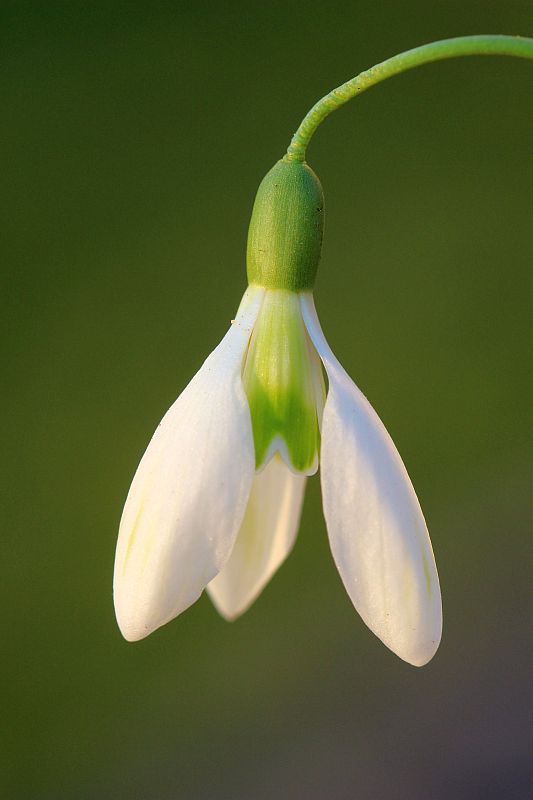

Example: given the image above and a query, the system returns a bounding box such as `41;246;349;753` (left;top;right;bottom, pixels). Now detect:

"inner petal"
207;455;306;620
243;289;324;475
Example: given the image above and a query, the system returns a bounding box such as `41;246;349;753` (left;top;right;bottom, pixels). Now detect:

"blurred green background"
3;2;532;798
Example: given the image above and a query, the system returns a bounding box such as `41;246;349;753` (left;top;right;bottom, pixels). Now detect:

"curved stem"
285;35;533;162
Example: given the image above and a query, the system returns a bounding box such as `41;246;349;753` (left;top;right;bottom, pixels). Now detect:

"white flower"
114;283;442;667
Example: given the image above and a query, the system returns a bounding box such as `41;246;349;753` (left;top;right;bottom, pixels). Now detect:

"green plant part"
242;289;325;474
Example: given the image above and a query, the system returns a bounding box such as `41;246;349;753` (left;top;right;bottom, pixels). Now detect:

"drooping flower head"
114;158;442;666
114;33;533;666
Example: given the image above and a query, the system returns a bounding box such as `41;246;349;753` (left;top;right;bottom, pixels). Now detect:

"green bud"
246;159;324;291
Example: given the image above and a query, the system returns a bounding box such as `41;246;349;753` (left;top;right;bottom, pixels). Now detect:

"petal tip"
113;595;158;642
403;639;441;668
207;588;250;622
118;624;152;643
384;614;442;667
114;611;155;642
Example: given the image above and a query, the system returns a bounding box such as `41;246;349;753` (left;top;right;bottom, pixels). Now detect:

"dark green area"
246;382;319;473
3;2;532;798
247;160;324;290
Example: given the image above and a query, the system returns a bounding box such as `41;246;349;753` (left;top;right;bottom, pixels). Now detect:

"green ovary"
243;289;324;475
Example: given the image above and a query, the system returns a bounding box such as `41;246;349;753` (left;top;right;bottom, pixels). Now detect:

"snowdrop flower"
114;34;533;666
114;159;442;666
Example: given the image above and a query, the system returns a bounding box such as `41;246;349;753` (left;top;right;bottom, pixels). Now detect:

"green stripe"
243;289;323;474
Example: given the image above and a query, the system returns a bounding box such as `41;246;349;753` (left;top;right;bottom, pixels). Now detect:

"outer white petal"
114;286;265;641
207;456;306;619
300;293;442;667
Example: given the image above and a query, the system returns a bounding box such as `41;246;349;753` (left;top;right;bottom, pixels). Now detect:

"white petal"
207;456;306;619
114;286;265;641
301;293;442;667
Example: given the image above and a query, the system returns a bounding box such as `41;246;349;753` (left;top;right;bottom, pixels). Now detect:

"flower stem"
285;35;533;162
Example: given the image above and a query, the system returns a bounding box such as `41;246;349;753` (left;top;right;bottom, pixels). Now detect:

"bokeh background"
3;2;532;798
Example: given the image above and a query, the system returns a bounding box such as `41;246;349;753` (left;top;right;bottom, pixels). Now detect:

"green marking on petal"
123;503;144;572
412;510;434;597
422;549;432;596
243;289;324;475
